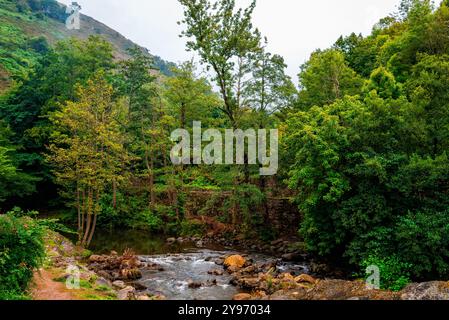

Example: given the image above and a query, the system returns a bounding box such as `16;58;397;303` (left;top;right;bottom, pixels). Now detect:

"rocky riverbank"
166;235;343;278
217;254;449;300
32;231;449;300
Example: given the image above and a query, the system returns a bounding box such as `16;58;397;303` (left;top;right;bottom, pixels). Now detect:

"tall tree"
118;46;157;207
48;72;129;247
178;0;262;127
298;49;363;109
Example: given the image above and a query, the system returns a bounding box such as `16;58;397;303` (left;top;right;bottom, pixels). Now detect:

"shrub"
180;219;207;237
361;254;411;291
0;210;45;299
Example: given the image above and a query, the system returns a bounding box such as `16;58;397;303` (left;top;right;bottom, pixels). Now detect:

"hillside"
0;0;174;92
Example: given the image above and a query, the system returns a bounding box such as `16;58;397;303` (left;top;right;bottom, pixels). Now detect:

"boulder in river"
208;269;224;276
188;280;203;289
224;255;246;269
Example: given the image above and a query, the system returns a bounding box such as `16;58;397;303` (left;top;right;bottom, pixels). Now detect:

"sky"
59;0;411;80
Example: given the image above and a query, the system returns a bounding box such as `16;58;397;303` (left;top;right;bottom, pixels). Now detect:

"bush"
180;219;207;237
0;211;45;299
350;209;449;288
395;209;449;278
360;255;411;291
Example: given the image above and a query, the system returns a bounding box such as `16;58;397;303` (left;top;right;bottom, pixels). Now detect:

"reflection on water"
88;229;187;255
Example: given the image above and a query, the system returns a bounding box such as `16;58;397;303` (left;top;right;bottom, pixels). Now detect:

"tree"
48;72;129;247
406;54;449;156
0;121;37;207
244;44;297;119
164;61;220;129
178;0;262;127
118;46;157;207
297;49;363;109
0;36;115;207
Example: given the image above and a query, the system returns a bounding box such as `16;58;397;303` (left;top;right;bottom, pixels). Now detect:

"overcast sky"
59;0;418;80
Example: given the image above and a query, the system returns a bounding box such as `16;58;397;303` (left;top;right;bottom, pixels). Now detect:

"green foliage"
285;0;449;282
180;219;207;237
0;210;45;299
297;49;363;109
361;255;411;291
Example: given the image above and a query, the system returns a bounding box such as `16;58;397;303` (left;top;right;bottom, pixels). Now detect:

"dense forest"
1;0;449;300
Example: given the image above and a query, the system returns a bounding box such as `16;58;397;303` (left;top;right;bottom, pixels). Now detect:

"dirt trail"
31;269;78;300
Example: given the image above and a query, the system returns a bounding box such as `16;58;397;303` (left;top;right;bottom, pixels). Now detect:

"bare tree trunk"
76;187;81;242
112;180;117;208
86;190;100;247
82;188;93;247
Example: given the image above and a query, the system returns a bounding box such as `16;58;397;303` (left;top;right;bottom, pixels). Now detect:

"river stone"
295;274;317;285
281;253;298;261
188;280;202;289
166;237;176;244
224;255;246;269
401;282;449;300
208;269;224;276
233;293;252;301
196;240;204;248
112;280;126;289
117;286;136;300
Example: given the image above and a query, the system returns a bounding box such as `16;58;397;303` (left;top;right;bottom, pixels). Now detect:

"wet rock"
117;286;136;300
295;274;317;285
271;239;284;246
112;280;126;289
401;282;449;300
188;280;203;289
176;237;185;244
196;240;204;248
310;262;331;275
89;255;106;263
120;268;142;280
227;265;241;274
206;279;218;286
138;295;151;300
281;253;299;261
236;277;261;290
208;269;224;276
224;255;246;269
233;293;252;301
214;258;225;266
97;270;112;280
131;282;148;291
166;237;176;244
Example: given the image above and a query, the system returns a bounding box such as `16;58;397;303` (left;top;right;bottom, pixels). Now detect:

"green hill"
0;0;174;92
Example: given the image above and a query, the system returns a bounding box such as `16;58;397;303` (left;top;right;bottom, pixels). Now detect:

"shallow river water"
88;229;310;300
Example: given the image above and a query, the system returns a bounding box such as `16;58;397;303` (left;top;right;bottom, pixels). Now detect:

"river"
87;229;310;300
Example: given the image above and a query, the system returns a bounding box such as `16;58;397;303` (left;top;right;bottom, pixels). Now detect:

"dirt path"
31;269;78;300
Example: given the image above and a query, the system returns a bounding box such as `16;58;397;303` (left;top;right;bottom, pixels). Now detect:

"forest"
1;0;449;301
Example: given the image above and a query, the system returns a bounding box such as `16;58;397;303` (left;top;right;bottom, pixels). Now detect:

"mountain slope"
0;0;174;92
